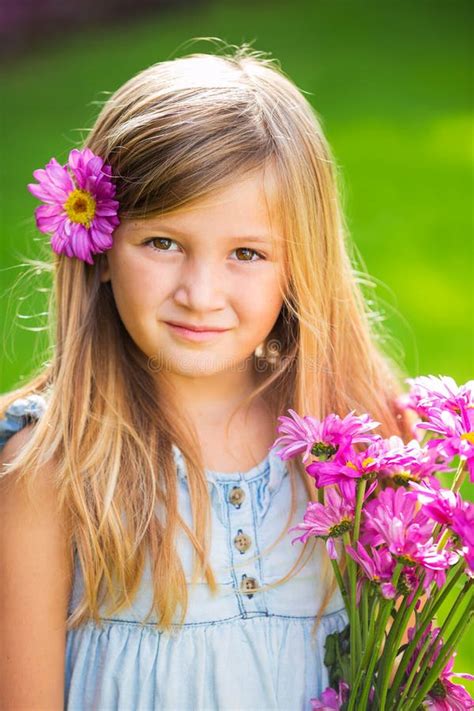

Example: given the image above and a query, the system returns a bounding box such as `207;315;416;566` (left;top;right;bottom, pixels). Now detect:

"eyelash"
142;238;266;263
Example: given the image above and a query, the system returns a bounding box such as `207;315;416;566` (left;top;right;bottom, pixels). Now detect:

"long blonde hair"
1;41;413;634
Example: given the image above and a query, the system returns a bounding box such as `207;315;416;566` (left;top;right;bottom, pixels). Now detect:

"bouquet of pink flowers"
273;375;474;710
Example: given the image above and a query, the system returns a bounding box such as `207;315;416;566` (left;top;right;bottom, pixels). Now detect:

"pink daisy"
451;503;474;577
345;542;396;599
288;486;355;559
424;652;474;709
272;409;380;464
28;147;120;265
401;375;474;418
406;479;464;527
311;682;350;710
417;403;474;482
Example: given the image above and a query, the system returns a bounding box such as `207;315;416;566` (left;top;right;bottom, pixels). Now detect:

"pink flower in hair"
28;147;120;265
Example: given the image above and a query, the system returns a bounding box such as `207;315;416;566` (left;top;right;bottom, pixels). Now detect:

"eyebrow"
135;222;274;244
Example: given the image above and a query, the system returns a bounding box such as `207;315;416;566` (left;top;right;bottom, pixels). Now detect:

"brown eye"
234;247;263;262
145;238;178;251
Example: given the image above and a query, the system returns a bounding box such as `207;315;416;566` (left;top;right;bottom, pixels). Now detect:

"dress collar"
172;442;288;494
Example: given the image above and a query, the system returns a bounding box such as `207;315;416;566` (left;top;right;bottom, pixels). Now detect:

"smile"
165;322;230;343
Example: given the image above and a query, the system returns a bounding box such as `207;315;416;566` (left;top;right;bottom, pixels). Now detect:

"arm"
0;425;73;710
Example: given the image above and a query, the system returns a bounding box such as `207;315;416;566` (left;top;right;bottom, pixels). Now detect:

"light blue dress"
0;394;348;710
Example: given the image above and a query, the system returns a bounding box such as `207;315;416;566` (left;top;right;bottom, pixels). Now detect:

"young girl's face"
100;168;285;384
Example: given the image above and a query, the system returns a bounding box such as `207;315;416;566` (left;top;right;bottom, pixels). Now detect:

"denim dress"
0;394;348;710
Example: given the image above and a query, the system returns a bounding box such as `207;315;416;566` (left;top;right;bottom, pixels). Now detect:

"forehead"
126;167;283;241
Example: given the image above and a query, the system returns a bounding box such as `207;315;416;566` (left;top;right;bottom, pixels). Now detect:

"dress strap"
0;394;47;450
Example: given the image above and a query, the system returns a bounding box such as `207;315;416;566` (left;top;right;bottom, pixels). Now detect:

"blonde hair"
1;41;413;636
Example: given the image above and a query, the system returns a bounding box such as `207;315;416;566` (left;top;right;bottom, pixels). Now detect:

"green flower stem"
330;557;350;616
375;600;406;706
427;462;466;552
346;594;380;711
417;563;463;628
452;459;467;494
377;589;420;710
405;579;473;708
381;576;427;709
353;479;367;542
347;563;402;711
428;579;472;635
318;486;325;504
386;565;463;708
343;531;359;683
395;629;433;709
406;616;472;711
436;577;472;640
355;563;403;711
405;589;474;711
361;582;369;652
397;579;470;708
428;461;466;552
342;479;365;685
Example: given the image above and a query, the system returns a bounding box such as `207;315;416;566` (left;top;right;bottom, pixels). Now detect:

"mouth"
164;321;230;343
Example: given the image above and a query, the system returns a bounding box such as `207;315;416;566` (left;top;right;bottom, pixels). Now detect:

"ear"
99;253;111;283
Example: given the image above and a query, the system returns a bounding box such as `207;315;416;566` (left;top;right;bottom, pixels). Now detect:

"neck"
159;358;264;427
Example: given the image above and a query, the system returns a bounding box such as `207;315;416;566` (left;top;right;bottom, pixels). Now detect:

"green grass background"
1;0;473;696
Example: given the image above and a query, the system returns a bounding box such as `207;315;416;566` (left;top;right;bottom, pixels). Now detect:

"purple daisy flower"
361;488;459;586
424;652;474;710
406;479;464;527
401;375;474;418
406;632;474;711
307;437;389;488
379;437;450;485
451;503;474;577
287;486;355;558
345;542;396;599
417;403;474;482
311;682;350;710
28;147;120;265
272;409;380;464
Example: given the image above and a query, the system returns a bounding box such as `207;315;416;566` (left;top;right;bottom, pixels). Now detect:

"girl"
0;43;412;709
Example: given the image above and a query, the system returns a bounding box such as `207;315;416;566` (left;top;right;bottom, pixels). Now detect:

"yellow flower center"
64;189;96;227
461;432;474;444
328;518;353;537
346;456;375;470
393;471;417;487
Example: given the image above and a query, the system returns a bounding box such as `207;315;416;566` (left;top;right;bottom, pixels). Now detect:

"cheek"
237;271;283;327
109;259;167;330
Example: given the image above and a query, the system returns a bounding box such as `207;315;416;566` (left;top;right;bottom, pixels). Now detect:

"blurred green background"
1;0;473;694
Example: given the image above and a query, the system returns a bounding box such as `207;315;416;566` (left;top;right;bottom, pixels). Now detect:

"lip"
165;321;229;332
165;321;230;343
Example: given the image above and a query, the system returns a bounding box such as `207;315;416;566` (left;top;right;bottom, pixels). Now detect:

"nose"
172;258;227;312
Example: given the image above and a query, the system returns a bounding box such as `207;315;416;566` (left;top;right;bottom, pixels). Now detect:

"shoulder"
0;392;60;516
